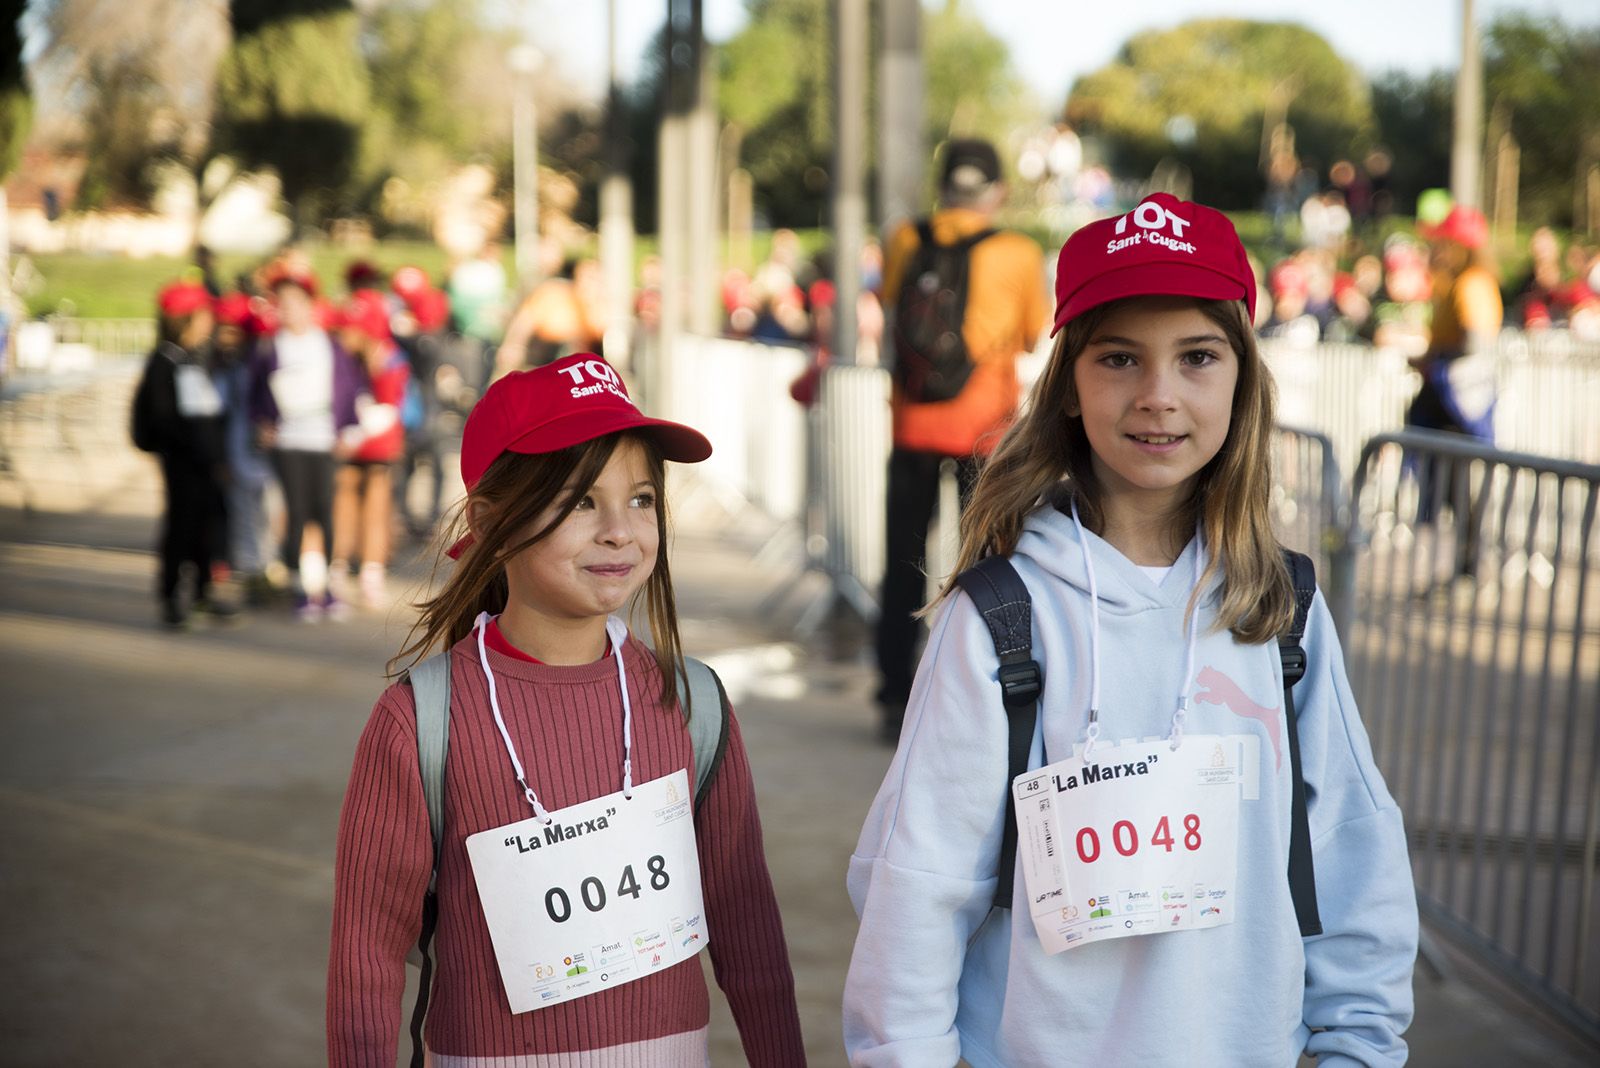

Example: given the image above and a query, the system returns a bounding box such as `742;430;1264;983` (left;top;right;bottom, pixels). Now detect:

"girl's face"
1070;295;1239;510
276;284;317;334
502;438;661;634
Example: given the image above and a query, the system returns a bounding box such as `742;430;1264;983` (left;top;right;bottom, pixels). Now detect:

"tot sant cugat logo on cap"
558;357;632;403
1106;199;1198;256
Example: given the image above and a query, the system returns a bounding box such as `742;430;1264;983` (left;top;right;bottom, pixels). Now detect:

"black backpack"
129;351;163;453
954;548;1323;937
890;220;996;403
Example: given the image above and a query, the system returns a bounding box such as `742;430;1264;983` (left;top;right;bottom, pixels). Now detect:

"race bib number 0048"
466;769;708;1013
1012;735;1258;954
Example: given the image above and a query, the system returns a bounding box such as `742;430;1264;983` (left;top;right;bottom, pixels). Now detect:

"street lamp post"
510;44;544;290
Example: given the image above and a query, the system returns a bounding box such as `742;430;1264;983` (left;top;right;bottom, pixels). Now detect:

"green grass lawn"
19;240;458;320
17;214;1558;321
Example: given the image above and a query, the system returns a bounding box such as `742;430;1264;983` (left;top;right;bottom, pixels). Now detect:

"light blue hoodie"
844;503;1417;1067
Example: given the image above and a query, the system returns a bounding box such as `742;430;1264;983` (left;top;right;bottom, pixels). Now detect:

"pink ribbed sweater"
327;634;806;1066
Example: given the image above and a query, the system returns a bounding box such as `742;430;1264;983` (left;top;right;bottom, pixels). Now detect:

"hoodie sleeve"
1296;591;1419;1066
842;593;1011;1067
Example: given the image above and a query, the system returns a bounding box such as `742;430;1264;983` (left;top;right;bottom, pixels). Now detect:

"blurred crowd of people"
1254;161;1600;351
708;228;887;363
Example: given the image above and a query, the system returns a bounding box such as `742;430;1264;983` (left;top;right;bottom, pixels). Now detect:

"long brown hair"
390;431;689;707
937;296;1294;644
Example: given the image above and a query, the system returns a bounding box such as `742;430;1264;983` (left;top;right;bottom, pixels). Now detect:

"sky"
525;0;1600;107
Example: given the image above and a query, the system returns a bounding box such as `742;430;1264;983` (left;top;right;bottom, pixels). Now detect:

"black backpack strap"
1279;549;1324;937
954;226;998;251
954;555;1041;910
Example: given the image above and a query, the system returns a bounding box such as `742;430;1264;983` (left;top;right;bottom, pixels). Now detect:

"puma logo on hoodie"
1194;666;1282;770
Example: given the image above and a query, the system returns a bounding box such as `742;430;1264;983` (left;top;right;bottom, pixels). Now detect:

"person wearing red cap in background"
327;352;806;1066
329;289;409;608
385;264;456;538
130;282;240;629
1405;203;1501;582
874;137;1049;744
248;271;366;621
845;193;1416;1067
209;292;277;605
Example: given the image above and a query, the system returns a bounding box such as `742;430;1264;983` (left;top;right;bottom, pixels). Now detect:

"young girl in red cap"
328;353;806;1066
844;194;1417;1066
133;281;238;629
330;289;409;607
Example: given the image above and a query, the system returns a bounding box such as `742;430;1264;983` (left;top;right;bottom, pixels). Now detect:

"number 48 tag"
467;769;709;1012
1012;735;1253;955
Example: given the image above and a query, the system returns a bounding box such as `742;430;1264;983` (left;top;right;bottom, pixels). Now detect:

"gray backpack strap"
402;651;451;1068
406;652;452;890
676;657;730;811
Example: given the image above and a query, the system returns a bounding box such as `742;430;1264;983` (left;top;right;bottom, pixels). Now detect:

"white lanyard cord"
607;616;635;799
472;613;636;825
476;612;553;824
1068;501;1203;760
1071;499;1103;761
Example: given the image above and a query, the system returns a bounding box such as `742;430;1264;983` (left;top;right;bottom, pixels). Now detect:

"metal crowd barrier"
1263;333;1600;475
1340;429;1600;1043
808;364;891;621
40;316;157;366
1;318;153;510
1271;426;1347;630
663;335;809;528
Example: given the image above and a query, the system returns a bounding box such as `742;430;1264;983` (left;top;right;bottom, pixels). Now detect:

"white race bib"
466;769;708;1013
1013;734;1257;954
174;364;223;418
268;360;331;418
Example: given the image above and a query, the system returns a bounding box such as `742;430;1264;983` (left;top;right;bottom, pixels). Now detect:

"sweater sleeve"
327;686;434;1068
842;594;1008;1067
695;706;808;1067
1297;592;1419;1066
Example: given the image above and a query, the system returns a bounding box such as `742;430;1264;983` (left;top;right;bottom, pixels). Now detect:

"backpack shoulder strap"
913;218;934;247
402;650;451;1068
677;657;731;812
954;227;999;251
954;555;1041;910
1279;548;1323;937
407;651;453;886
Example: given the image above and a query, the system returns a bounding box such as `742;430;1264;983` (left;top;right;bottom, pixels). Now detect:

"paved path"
0;442;1594;1065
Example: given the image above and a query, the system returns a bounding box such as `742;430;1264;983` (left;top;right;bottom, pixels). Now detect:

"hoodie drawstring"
1068;500;1203;760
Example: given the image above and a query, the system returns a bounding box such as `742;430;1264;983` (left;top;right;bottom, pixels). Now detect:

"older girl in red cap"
132;281;238;629
844;194;1416;1066
328;353;806;1066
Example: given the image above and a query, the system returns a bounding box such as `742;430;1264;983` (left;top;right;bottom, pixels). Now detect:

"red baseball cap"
213;292;253;327
336;289;392;341
1420;205;1488;250
460;353;711;490
449;353;712;558
391;265;430;298
1051;193;1256;335
157;281;213;319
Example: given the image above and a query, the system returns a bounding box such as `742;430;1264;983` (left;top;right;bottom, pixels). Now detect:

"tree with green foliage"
0;1;29;180
1482;13;1600;229
922;1;1034;148
713;0;1036;227
214;0;371;229
1066;19;1373;210
1369;70;1452;216
356;0;518;227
